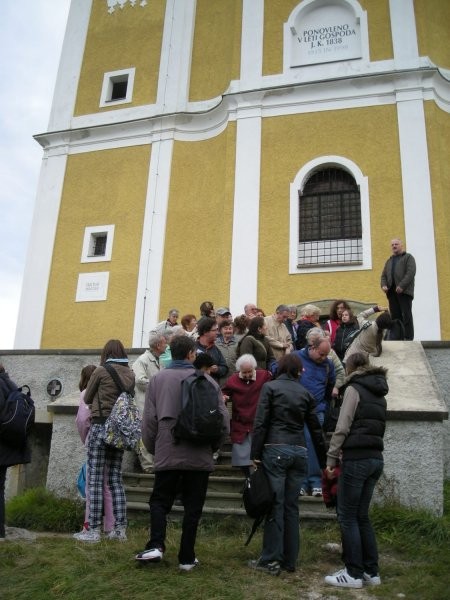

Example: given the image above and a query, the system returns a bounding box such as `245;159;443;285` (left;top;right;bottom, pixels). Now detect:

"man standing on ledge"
380;238;416;340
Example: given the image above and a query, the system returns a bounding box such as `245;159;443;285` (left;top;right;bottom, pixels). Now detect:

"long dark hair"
100;339;128;365
329;299;351;320
237;316;265;355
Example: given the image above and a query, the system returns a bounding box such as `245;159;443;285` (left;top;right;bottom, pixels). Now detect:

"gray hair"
276;304;290;313
148;332;165;350
236;354;257;371
163;325;185;341
306;327;326;345
300;304;321;318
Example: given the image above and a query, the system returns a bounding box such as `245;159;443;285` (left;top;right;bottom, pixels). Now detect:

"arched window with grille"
289;156;371;274
298;168;362;266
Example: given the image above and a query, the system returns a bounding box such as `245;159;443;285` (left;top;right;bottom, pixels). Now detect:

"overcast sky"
0;1;71;349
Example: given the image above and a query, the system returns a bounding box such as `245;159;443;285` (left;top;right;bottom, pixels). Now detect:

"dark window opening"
92;234;107;257
298;168;362;266
111;79;128;101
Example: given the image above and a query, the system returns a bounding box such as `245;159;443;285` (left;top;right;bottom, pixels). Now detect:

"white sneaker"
325;568;363;588
363;572;381;585
106;526;127;541
312;487;323;497
135;547;164;562
179;558;199;571
73;528;101;543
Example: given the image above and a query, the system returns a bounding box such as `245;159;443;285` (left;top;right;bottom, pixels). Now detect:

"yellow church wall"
262;0;393;76
74;0;166;116
424;101;450;338
258;105;403;312
189;0;242;101
41;146;151;349
415;0;450;69
157;125;236;319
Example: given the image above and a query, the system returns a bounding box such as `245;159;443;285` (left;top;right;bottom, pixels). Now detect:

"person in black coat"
333;308;359;361
0;364;32;541
249;354;326;575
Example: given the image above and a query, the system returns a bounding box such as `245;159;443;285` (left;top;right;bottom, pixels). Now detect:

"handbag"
100;364;142;451
242;466;274;546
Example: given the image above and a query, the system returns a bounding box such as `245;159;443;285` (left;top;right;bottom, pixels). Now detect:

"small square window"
100;68;135;107
81;225;115;263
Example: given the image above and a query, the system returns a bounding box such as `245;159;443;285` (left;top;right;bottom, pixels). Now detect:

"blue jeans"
260;445;307;570
301;411;324;492
337;458;383;579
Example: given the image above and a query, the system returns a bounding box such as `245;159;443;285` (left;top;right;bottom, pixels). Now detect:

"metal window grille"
92;234;107;257
298;169;362;267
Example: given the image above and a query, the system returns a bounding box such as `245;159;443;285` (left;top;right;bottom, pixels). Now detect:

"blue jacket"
294;347;336;413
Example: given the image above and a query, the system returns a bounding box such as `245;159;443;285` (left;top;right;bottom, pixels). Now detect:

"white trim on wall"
229;116;262;316
289;155;371;274
389;0;418;67
240;0;264;87
132;139;174;347
156;0;196;113
47;0;92;132
14;155;68;349
396;97;441;340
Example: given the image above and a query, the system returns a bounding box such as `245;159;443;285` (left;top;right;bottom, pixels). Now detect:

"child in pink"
74;365;114;536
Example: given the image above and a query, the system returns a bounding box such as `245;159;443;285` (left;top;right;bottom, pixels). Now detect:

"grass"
2;483;450;600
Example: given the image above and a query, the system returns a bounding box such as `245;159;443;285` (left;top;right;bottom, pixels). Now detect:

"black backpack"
172;370;223;449
242;467;274;546
0;381;35;448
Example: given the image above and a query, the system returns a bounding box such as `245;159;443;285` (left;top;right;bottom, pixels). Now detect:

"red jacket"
221;369;272;443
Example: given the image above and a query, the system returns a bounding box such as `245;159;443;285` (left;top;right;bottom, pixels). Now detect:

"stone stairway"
123;443;335;522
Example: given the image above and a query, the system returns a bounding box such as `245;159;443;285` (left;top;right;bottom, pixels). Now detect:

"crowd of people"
1;239;415;587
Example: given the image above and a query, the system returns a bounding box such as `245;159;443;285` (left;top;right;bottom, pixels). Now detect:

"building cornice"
34;61;450;156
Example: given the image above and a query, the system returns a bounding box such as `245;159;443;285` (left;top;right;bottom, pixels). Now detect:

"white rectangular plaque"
76;272;110;302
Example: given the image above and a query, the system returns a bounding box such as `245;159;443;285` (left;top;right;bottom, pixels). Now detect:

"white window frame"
289;156;372;274
99;67;135;107
81;225;115;263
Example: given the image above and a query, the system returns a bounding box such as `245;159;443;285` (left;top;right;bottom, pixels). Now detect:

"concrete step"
123;471;335;520
127;500;336;521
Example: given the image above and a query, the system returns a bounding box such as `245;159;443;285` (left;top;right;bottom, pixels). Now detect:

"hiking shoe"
106;526;127;542
179;558;199;571
73;527;101;543
248;559;281;576
325;568;362;588
312;487;323;497
135;547;164;562
363;572;381;585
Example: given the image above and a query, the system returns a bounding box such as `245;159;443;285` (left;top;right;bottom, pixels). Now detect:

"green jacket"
380;252;416;297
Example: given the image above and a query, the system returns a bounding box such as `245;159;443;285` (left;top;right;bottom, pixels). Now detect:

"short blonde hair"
300;304;321;318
